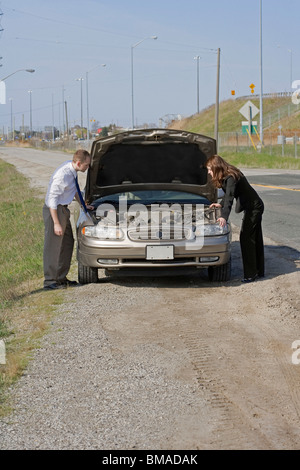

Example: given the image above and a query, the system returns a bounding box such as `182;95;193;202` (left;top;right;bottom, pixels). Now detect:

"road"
0;146;300;450
229;168;300;252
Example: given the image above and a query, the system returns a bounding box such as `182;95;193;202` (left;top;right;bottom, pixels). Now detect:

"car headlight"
82;225;124;240
194;223;229;237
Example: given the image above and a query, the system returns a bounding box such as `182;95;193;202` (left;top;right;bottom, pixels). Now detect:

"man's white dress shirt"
45;161;77;209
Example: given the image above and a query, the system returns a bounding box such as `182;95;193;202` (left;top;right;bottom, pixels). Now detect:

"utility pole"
194;56;201;114
62;85;65;139
214;48;221;150
28;90;32;138
259;0;264;144
65;101;69;139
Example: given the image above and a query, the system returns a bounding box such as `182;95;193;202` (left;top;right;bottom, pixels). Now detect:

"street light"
76;77;84;138
86;64;106;141
194;56;201;114
0;68;35;81
131;35;157;129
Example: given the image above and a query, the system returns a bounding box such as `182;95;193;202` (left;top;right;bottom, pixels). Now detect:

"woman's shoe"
241;274;258;283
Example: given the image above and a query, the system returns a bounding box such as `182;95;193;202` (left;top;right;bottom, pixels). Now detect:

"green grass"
168;95;300;169
0;159;66;416
170;95;300;135
220;149;300;170
0;160;44;310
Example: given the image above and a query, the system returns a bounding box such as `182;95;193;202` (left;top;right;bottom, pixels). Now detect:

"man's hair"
73;149;90;164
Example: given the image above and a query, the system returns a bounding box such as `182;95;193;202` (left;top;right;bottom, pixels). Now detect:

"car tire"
78;261;98;284
208;257;231;282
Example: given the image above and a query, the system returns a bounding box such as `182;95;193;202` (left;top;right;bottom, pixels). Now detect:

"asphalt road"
229;168;300;252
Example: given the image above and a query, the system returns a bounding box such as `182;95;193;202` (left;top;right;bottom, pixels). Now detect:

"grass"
220;149;300;170
169;95;300;135
167;94;300;170
0;159;65;416
0;160;44;308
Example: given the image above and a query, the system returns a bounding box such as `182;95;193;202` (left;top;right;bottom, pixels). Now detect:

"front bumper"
77;234;231;269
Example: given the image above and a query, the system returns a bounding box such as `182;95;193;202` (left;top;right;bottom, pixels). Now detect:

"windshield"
92;190;211;207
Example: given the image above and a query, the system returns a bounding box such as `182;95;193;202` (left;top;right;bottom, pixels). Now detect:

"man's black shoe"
44;282;67;290
59;279;78;287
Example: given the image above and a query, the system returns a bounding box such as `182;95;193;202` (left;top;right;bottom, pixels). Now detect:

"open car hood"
85;129;217;203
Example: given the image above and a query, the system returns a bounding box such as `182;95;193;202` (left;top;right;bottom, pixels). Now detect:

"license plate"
146;245;174;260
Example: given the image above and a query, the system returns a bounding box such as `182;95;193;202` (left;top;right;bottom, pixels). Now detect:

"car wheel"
208;257;231;282
78;261;98;284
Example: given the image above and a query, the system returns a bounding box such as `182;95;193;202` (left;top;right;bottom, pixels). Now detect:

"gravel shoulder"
0;147;300;450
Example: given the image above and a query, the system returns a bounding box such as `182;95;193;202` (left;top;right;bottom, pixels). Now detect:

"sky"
0;0;299;134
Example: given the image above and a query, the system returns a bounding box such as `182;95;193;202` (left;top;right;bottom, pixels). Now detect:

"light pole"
259;0;264;145
62;85;65;138
194;56;201;114
86;64;106;141
0;68;35;82
0;70;35;123
28;90;32;138
288;49;293;88
131;35;157;129
214;48;221;149
76;77;84;138
9;97;13;140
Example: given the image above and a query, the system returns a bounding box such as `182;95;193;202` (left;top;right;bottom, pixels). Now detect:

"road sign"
249;83;255;94
239;100;259;120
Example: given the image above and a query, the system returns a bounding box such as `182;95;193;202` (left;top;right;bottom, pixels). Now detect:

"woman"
205;155;264;283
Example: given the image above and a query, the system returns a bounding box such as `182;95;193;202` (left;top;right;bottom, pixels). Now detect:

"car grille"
121;257;198;265
127;227;192;241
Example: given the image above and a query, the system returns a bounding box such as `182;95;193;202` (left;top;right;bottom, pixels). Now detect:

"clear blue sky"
0;0;299;133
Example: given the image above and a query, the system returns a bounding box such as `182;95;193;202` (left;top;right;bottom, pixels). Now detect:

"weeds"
0;159;64;416
0;160;44;310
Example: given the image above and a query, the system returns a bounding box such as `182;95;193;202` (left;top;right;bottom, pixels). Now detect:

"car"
76;128;231;284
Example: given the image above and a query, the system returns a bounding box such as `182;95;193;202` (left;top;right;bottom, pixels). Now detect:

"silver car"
76;129;231;284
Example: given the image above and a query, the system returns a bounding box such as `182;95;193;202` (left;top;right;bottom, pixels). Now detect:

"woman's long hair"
205;155;243;188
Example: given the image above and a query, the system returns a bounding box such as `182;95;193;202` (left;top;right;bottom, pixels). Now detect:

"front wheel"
78;261;98;284
208;258;231;282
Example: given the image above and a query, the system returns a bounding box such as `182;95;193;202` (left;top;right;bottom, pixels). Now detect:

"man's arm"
50;208;63;236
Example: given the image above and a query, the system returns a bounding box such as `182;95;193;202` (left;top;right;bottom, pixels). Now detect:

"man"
43;149;92;290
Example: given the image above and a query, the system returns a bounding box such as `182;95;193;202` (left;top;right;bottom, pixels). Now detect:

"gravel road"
0;147;300;450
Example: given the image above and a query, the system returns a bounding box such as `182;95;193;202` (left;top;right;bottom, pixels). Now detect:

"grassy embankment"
0;159;64;416
169;95;300;169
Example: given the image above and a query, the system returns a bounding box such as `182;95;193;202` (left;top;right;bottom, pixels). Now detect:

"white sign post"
239;100;260;135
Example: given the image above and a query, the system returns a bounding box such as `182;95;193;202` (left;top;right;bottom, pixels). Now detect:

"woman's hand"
209;203;222;209
217;217;227;227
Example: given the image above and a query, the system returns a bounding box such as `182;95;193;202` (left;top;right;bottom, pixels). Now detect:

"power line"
6;7;141;40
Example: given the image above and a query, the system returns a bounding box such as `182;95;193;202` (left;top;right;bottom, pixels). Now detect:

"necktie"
75;176;88;214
